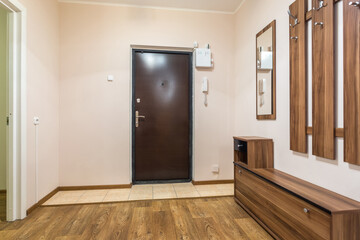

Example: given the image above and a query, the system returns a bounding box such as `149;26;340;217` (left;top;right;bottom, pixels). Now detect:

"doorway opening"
131;49;193;184
0;0;27;221
0;4;8;222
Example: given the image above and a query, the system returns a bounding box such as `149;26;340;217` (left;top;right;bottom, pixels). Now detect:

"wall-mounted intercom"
202;77;208;93
202;77;209;106
259;78;266;94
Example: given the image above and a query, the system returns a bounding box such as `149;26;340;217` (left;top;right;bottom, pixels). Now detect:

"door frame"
0;0;27;221
130;48;194;185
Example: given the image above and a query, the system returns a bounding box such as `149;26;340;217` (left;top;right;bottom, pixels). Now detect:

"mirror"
256;20;276;120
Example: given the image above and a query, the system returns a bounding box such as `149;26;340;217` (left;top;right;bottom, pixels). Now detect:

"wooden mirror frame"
256;20;276;120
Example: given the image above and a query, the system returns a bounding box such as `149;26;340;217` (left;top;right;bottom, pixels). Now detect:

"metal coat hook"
314;22;324;28
313;0;328;11
287;10;300;28
349;1;360;7
290;36;298;41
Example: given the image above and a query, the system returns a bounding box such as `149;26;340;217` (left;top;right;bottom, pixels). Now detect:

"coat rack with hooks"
287;10;300;28
311;0;335;159
289;0;307;153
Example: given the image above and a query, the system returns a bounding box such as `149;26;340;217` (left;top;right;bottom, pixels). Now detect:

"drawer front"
235;166;331;240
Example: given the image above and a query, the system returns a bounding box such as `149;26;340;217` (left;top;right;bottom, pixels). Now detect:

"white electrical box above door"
195;48;212;67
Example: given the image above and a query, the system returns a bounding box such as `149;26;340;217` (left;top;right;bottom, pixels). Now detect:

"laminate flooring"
0;197;273;240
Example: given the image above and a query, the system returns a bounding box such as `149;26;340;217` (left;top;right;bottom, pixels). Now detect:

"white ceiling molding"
58;0;246;14
234;0;247;14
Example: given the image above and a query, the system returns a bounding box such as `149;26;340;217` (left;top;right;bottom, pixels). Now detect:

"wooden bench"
234;163;360;240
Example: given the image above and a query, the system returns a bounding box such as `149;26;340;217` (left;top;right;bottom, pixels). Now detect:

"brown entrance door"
132;50;192;183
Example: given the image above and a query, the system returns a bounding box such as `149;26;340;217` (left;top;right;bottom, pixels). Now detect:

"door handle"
135;111;146;128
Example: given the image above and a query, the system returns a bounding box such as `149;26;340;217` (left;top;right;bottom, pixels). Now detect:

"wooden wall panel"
306;126;344;138
290;0;307;153
312;0;335;159
344;0;360;166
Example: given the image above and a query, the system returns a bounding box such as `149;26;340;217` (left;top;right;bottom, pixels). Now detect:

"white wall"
6;0;358;208
235;0;360;201
59;3;236;186
17;0;60;208
0;7;7;190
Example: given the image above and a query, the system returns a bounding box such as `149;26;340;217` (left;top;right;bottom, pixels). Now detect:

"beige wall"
0;7;7;190
17;0;60;208
13;0;359;207
59;3;236;186
235;0;360;201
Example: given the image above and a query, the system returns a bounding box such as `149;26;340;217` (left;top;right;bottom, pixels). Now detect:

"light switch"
107;75;114;82
212;164;219;173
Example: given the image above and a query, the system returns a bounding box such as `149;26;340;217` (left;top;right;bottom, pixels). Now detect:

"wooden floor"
0;192;5;222
0;197;272;240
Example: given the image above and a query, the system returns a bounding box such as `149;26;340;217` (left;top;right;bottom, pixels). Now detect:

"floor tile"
44;196;80;205
173;182;193;186
153;184;174;192
42;182;235;205
131;185;152;190
102;189;131;202
217;189;234;196
197;190;221;197
176;191;200;198
106;189;131;195
174;187;198;194
48;192;63;200
128;193;153;200
77;195;106;204
215;184;234;190
54;191;85;198
194;185;219;191
174;185;197;190
103;193;129;202
173;184;197;192
130;185;153;194
153;189;177;199
43;199;56;206
81;190;108;196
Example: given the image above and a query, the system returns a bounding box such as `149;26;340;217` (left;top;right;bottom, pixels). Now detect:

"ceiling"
59;0;245;13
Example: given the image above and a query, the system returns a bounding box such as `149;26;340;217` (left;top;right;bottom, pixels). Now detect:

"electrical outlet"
211;164;219;173
33;117;40;125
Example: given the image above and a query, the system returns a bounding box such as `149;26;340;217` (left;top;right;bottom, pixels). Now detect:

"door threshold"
133;179;192;185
